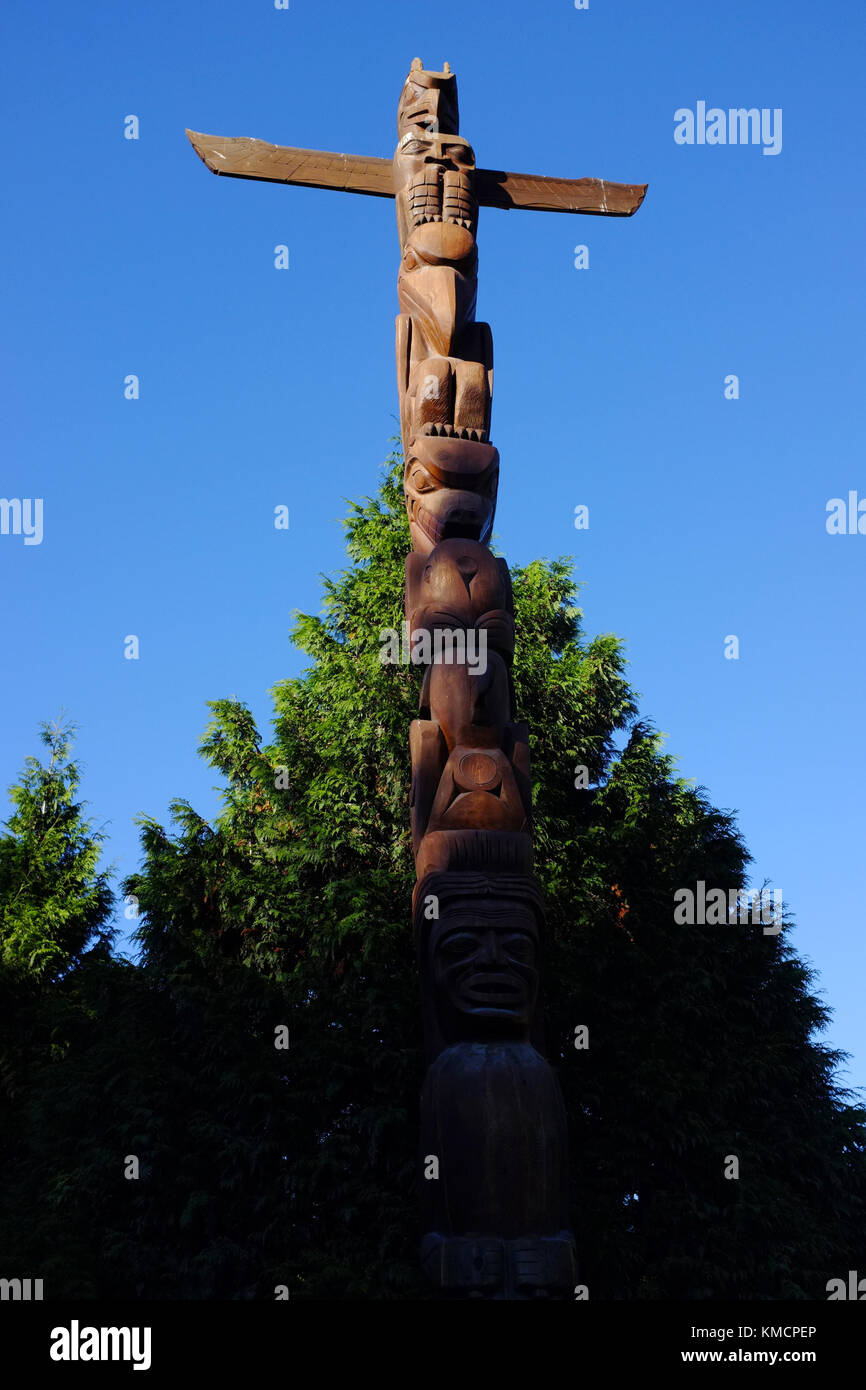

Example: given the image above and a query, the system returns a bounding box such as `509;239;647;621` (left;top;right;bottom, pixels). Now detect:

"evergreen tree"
0;720;117;1290
0;718;113;1105
1;455;863;1299
0;718;113;987
123;451;866;1297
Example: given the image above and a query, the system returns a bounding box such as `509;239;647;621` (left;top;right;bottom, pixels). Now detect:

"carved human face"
394;131;479;353
430;905;539;1034
393;131;477;239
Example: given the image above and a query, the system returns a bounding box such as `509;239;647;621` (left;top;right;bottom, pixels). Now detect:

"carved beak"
398;265;477;356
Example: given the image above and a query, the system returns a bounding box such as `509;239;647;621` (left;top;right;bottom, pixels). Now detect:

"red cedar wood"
186;130;647;217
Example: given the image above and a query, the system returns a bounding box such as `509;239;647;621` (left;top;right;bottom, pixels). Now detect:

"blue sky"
2;0;864;1091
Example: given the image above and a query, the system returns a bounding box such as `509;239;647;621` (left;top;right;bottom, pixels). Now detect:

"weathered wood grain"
475;167;647;216
187;130;647;215
186;131;396;197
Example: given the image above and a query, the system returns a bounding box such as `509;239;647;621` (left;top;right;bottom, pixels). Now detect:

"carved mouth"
413;213;473;229
419;423;488;442
442;520;481;540
461;973;524;1006
409;169;475;230
413;500;493;546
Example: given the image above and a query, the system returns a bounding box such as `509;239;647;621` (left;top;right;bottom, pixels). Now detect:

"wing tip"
185;128;222;174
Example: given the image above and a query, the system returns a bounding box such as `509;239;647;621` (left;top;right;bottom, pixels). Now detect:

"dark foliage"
1;457;863;1299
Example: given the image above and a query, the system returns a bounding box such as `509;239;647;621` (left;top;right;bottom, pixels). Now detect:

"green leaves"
0;718;113;984
1;457;863;1300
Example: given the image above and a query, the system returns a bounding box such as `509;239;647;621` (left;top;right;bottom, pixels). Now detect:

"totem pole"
187;58;645;1300
391;61;567;1299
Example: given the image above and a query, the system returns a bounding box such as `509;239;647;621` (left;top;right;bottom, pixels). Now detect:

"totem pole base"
420;1232;577;1300
418;1039;576;1299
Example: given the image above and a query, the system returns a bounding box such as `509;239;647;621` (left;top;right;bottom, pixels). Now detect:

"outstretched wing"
186;131;395;198
475;167;647;216
186;130;648;216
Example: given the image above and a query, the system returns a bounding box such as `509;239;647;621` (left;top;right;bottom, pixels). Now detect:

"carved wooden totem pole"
188;58;645;1300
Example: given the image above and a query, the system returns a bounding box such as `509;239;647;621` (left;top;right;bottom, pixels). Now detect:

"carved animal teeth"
417;423;489;442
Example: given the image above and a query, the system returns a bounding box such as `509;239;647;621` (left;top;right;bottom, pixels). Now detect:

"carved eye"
402;248;421;272
440;933;478;961
410;467;435;493
504;933;534;962
401;139;429;156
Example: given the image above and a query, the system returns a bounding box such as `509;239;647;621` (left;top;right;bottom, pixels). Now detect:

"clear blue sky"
2;1;864;1091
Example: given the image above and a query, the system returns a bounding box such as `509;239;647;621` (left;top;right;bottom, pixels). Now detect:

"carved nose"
477;932;501;965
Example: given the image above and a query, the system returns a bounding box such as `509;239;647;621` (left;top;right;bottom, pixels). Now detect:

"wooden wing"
186;131;395;198
475;167;647;217
186;130;647;217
